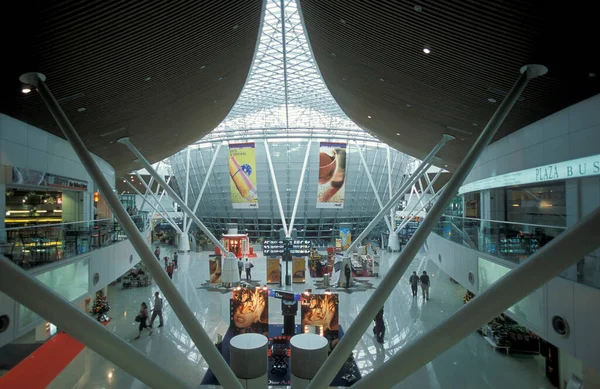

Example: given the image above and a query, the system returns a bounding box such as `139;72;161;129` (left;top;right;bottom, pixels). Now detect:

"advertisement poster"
208;254;222;284
317;142;347;208
292;257;306;283
228;143;258;209
266;257;281;284
301;293;339;337
339;227;351;250
230;287;268;335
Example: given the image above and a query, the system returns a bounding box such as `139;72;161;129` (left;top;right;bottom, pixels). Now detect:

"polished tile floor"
48;247;552;388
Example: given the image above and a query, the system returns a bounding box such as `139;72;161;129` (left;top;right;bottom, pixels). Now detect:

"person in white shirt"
244;258;252;280
149;291;164;328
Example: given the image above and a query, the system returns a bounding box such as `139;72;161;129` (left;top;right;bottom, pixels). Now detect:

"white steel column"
386;146;395;230
183;147;191;233
395;169;443;233
308;64;548;388
134;172;182;233
123;179;181;232
288;140;311;235
396;183;445;234
0;256;192;389
354;141;392;232
343;133;455;256
20;72;242;389
264;140;289;237
354;206;600;388
118;137;229;254
185;143;222;234
138;162;158;213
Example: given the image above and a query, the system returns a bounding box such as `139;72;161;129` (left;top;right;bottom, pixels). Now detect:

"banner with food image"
230;286;269;335
301;293;339;338
292;257;306;283
208;254;222;284
317;142;347;208
266;257;281;284
228;143;258;209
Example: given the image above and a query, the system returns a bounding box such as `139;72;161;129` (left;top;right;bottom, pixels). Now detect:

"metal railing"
0;214;148;270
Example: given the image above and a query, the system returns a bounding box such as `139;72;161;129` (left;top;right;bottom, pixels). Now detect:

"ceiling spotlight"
367;115;372;119
379;78;385;82
77;107;86;112
423;47;431;54
396;132;400;136
340;19;346;24
200;65;206;70
472;123;478;126
487;98;497;103
232;24;239;30
406;104;412;107
144;76;152;81
414;5;423;12
21;87;32;94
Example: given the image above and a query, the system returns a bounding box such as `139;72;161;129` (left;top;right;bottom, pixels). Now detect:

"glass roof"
197;0;378;144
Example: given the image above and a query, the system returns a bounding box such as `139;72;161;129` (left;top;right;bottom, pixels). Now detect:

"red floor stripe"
0;320;110;389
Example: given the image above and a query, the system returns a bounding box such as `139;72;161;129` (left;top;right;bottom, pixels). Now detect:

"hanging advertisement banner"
300;293;339;337
228;143;258;209
266;257;281;284
316;142;347;208
230;287;268;336
208;254;222;284
339;227;351;250
292;257;306;283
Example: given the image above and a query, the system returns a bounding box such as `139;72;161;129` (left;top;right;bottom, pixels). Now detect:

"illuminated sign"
459;154;600;194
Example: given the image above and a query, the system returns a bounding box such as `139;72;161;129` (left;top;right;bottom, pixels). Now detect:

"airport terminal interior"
0;1;599;388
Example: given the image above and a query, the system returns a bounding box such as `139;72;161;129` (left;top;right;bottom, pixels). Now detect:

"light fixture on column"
21;86;32;94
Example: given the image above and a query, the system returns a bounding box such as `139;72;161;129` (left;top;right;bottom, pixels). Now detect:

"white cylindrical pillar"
388;233;400;252
177;232;190;252
290;334;329;388
230;333;268;388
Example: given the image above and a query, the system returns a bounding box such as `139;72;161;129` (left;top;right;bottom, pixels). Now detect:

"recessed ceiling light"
217;77;223;81
200;65;206;70
414;5;423;12
77;107;86;112
487;98;497;103
232;24;239;30
331;52;336;56
144;76;152;81
213;100;218;103
590;72;597;78
423;47;431;54
472;122;478;126
342;77;347;81
444;164;448;167
21;87;32;94
367;115;372;119
396;133;400;136
340;19;346;24
379;78;384;82
406;104;412;107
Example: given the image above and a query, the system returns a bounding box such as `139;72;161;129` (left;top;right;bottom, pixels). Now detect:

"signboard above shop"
11;167;88;191
262;239;312;256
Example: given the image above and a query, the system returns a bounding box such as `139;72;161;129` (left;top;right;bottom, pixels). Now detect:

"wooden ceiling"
1;0;598;176
299;0;600;170
0;0;263;176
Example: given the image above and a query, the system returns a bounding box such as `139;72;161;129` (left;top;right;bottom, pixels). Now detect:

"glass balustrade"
433;215;600;290
0;212;149;270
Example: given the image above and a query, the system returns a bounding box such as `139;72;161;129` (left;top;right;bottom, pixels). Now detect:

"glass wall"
505;183;566;227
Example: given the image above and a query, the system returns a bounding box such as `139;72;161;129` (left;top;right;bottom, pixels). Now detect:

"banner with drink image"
317;142;347;208
229;143;259;209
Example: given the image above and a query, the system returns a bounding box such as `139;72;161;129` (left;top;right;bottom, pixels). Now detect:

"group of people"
154;246;178;279
126;205;139;216
409;270;430;299
135;291;164;339
237;257;254;281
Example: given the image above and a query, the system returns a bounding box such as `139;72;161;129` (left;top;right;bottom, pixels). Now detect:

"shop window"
505;183;566;227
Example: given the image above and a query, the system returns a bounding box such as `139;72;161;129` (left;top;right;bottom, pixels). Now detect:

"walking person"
409;271;420;297
237;258;244;281
154;246;161;260
164;256;169;269
166;262;174;280
173;252;179;269
373;306;385;344
244;258;253;280
134;302;152;339
344;263;352;289
149;292;164;328
420;271;430;300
